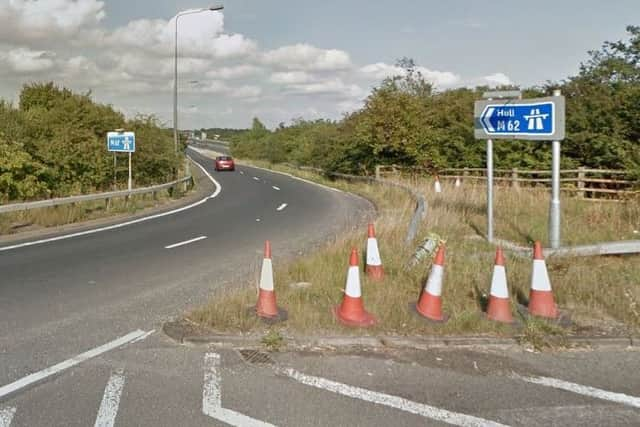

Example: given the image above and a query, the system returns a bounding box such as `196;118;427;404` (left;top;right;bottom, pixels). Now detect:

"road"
1;143;639;426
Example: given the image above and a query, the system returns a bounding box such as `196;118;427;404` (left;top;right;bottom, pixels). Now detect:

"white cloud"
270;71;314;85
360;62;460;88
0;0;105;45
262;44;351;71
206;65;261;80
2;48;56;73
286;78;366;99
230;85;262;99
483;72;512;86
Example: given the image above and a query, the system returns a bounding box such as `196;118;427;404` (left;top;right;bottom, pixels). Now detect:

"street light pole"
173;5;224;153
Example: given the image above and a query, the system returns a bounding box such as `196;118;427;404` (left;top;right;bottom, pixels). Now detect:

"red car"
215;156;235;171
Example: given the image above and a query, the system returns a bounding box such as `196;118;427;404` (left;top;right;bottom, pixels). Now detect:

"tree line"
0;83;181;202
230;26;640;177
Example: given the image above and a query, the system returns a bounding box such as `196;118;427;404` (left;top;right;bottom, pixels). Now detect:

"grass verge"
188;160;640;344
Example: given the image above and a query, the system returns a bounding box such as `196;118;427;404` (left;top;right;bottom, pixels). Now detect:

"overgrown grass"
189;160;640;339
0;186;191;236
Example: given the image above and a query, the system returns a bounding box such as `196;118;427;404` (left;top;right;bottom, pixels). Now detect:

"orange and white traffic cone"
365;223;384;281
486;247;513;323
415;245;447;322
528;241;558;319
434;175;442;193
334;248;377;327
255;241;286;321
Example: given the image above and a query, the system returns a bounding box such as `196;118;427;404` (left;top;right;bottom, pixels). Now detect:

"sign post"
474;93;566;248
107;131;136;191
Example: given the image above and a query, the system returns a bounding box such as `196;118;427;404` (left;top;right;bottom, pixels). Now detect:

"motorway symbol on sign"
474;96;565;141
107;132;136;152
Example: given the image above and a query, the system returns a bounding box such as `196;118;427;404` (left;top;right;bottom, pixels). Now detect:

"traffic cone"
486;247;513;323
434;175;442;193
334;248;377;327
255;241;286;321
528;241;558;319
415;245;447;322
455;177;461;188
365;223;384;281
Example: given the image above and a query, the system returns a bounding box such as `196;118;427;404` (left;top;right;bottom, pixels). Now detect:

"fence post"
511;168;519;189
577;166;586;199
375;165;381;180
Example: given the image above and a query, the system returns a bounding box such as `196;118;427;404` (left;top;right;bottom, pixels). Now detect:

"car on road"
215;156;235;171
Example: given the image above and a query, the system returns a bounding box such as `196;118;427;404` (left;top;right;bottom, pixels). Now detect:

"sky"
0;0;638;130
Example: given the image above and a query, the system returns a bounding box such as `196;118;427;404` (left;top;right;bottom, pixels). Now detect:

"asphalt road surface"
1;143;639;426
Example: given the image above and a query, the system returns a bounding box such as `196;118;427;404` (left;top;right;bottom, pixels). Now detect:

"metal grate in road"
237;349;274;365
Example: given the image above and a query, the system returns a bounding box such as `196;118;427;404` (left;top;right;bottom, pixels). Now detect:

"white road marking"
281;368;508;427
253;176;260;181
0;330;149;399
94;370;126;427
131;329;155;343
164;236;207;249
272;186;280;191
0;156;221;252
512;374;640;409
240;171;245;175
0;407;16;427
276;204;288;212
256;219;261;222
203;353;276;427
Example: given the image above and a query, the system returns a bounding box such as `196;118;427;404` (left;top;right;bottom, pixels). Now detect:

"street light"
173;5;224;153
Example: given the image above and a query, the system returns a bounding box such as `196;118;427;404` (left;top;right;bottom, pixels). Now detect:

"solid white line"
276;204;288;212
164;236;207;249
0;407;16;427
94;370;126;427
253;177;260;181
512;374;640;409
203;353;276;427
0;156;221;252
281;368;508;427
131;329;155;343
272;186;280;191
0;330;148;399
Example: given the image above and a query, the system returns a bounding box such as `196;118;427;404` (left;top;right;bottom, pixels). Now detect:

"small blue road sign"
481;102;554;136
107;131;136;152
474;96;565;141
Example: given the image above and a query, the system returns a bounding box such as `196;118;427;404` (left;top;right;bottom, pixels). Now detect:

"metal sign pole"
113;153;117;190
487;138;494;242
128;152;132;191
549;88;563;248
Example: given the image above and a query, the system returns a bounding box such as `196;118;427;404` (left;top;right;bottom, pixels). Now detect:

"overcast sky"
0;0;638;129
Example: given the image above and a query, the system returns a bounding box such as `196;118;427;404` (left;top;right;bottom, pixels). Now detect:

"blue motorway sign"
107;131;136;152
474;96;565;141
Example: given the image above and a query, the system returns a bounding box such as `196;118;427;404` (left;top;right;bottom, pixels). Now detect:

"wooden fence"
375;165;639;200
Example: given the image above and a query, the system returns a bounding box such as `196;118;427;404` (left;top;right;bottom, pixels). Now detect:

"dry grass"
0;187;188;236
189;164;640;340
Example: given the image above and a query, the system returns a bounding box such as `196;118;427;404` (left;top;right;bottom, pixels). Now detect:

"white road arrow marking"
94;371;126;427
0;407;16;427
511;374;640;409
482;107;496;133
203;353;276;427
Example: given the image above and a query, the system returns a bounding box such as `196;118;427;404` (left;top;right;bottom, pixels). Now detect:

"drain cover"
238;349;274;365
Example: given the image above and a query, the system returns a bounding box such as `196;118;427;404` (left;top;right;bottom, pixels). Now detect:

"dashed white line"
512;374;640;409
272;186;281;191
256;219;261;222
0;407;16;427
0;156;221;252
164;236;207;249
276;204;288;212
203;353;276;427
0;330;149;399
94;370;126;427
253;176;260;181
281;368;508;427
240;171;245;175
